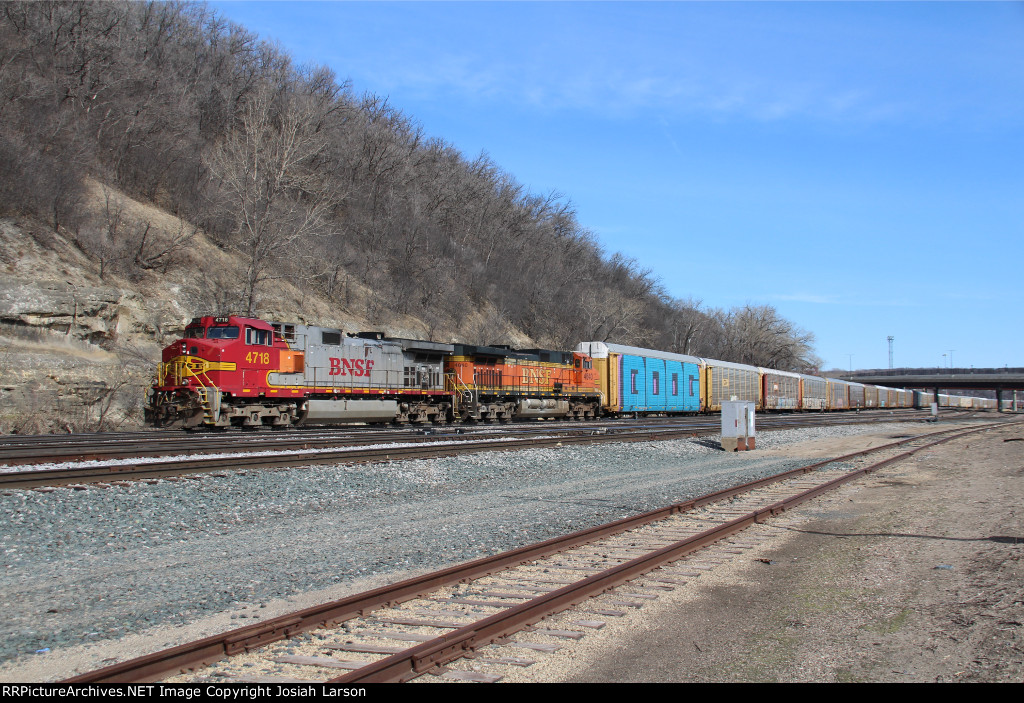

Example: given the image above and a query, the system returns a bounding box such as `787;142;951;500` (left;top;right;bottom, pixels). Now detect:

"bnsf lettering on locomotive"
522;368;538;384
521;368;552;384
329;357;377;377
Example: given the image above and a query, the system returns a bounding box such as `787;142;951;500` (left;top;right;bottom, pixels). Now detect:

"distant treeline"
0;1;819;371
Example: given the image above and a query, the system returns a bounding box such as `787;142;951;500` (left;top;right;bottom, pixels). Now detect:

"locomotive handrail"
445;371;475;413
159;356;216;389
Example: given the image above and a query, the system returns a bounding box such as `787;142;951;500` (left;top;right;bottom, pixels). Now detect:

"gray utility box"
721;401;756;452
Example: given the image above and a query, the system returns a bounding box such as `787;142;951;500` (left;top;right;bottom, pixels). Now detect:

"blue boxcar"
617;350;700;414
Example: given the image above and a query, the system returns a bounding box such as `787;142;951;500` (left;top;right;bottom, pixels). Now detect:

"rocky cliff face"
0;280;125;342
0;203;194;431
0;278;200;347
0;280;162;433
0;211;413;434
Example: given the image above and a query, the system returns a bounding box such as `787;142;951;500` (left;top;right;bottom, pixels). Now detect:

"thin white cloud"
339;3;1021;128
360;43;927;127
772;293;843;305
770;293;919;307
215;2;1023;128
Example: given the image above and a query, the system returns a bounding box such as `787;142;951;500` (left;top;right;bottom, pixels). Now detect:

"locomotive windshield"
206;326;240;340
184;325;204;339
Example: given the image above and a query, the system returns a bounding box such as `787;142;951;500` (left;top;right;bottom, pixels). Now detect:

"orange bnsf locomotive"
446;343;601;422
145;315;601;428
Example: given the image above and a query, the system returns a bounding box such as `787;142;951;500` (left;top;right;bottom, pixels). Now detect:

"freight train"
145;315;996;429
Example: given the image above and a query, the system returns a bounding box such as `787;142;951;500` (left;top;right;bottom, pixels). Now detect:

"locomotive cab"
148;316;294;428
158;316;269;390
572;352;597;388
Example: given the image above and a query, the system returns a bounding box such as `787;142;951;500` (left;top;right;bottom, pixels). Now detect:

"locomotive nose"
186;338;228;360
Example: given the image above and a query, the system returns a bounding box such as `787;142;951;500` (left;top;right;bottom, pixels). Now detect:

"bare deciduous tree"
715;303;816;371
661;297;712;355
205;79;339;315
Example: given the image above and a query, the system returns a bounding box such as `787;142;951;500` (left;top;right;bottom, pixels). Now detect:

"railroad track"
0;410;965;489
0;410;939;466
64;420;1015;684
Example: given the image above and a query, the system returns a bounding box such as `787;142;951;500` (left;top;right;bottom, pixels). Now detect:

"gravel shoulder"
1;415;1020;682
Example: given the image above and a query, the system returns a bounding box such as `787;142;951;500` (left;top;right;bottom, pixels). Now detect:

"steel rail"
0;410;965;489
330;421;1013;683
1;429;691;489
63;420;1015;684
0;409;936;466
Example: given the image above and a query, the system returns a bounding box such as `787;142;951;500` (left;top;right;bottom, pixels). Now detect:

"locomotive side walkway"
533;422;1024;683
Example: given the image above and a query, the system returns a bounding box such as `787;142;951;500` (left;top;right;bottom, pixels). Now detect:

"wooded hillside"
0;1;819;372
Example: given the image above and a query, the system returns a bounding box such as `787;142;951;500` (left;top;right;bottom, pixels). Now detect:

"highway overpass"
843;368;1024;408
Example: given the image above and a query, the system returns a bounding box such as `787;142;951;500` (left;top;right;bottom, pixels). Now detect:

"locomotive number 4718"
245;351;271;365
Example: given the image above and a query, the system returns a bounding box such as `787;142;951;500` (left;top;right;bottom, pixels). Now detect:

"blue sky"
208;1;1023;371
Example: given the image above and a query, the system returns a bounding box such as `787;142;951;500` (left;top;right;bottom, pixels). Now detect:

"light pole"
887;336;894;370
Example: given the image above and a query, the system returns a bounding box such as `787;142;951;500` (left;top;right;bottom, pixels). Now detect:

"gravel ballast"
0;420;968;680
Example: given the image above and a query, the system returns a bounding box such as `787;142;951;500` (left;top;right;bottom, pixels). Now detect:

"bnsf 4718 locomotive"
146;315;602;428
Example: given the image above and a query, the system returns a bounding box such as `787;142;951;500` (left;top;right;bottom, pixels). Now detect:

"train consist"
145;315;996;429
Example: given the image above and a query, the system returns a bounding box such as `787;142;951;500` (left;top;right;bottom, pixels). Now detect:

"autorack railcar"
826;378;850;410
798;373;828;410
760;368;801;410
702;359;761;412
848;381;866;409
864;384;879;409
574;342;702;416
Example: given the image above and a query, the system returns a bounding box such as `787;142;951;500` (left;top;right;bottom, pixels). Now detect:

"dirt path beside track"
550;421;1024;683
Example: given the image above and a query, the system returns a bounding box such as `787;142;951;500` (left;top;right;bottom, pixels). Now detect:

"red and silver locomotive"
146;315;455;428
146;315;602;428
